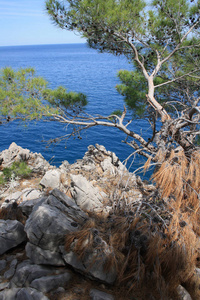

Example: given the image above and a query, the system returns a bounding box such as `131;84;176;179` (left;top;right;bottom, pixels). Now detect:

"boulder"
10;260;54;288
29;152;50;174
0;260;6;273
30;272;71;293
101;157;116;175
0;282;9;291
0;287;49;300
21;188;43;202
61;247;116;285
46;189;88;222
0;220;26;255
1;192;22;208
70;174;105;211
0;142;30;168
40;169;61;189
4;259;17;279
25;204;77;251
177;285;192;300
25;190;87;252
90;289;115;300
26;242;65;266
19;197;47;216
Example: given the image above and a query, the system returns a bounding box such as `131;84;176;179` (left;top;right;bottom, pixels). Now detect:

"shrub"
1;161;32;183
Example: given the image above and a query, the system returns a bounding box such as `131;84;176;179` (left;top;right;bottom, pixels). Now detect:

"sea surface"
0;44;152;176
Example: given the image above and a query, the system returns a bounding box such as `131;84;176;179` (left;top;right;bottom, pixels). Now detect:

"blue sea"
0;44;152;177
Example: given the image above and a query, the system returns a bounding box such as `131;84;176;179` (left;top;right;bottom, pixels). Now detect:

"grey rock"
70;174;105;211
29;153;50;174
24;196;81;251
1;191;22;209
0;282;9;291
90;289;115;300
21;189;42;202
30;272;71;293
196;267;200;276
40;169;61;189
0;260;6;272
11;260;54;288
47;189;88;222
55;287;65;293
61;247;116;284
0;287;49;300
0;143;30;168
101;158;116;175
0;220;26;255
4;259;17;279
26;242;65;266
6;255;16;262
19;197;46;216
59;160;70;172
177;285;192;300
3;191;22;203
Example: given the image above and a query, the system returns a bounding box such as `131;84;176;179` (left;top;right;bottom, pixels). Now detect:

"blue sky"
0;0;85;46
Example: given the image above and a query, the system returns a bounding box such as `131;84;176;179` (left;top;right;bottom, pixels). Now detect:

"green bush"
1;161;32;182
0;174;5;185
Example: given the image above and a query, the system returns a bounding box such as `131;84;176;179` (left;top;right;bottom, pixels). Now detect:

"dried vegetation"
65;149;200;300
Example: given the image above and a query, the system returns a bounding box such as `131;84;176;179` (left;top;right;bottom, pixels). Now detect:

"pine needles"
64;149;200;299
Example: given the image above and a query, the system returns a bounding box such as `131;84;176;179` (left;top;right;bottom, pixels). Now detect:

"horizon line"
0;41;87;48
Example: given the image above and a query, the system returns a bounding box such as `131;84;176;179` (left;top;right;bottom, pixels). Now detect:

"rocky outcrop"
70;174;106;212
0;287;49;300
40;169;62;189
25;192;87;252
0;142;50;173
0;143;196;300
0;220;26;255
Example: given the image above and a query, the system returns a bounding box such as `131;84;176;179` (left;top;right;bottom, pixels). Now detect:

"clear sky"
0;0;85;46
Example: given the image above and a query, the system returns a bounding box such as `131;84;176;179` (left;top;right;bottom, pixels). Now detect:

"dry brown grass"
0;203;27;224
64;149;200;299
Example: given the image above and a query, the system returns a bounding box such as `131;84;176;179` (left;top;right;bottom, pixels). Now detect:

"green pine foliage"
0;161;32;184
0;67;88;123
45;0;200;119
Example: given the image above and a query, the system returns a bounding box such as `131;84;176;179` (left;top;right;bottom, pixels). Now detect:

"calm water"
0;44;151;176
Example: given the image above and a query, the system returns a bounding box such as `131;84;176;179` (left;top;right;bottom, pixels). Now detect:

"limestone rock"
40;169;61;189
0;142;30;168
177;285;192;300
101;157;116;175
70;174;105;211
26;242;65;266
19;197;47;216
47;189;88;222
61;247;116;285
10;260;54;288
0;261;6;273
21;188;43;202
25;190;86;252
0;220;26;255
29;152;50;174
1;192;22;208
90;289;115;300
30;272;71;293
25;204;77;251
0;287;49;300
0;282;9;291
4;259;17;279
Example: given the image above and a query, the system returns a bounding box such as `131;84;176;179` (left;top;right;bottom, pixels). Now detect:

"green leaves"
0;67;88;122
45;0;146;56
1;161;32;183
45;0;200;120
43;86;87;109
116;70;147;116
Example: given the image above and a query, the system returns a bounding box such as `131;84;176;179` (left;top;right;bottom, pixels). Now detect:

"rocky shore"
0;143;197;300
